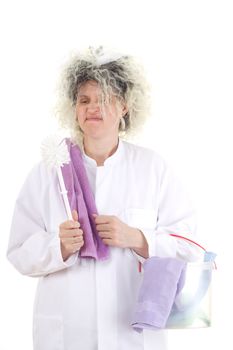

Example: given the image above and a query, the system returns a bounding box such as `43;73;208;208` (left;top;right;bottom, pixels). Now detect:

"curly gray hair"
54;47;151;144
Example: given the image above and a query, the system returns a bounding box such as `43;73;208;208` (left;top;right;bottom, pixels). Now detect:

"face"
75;80;127;140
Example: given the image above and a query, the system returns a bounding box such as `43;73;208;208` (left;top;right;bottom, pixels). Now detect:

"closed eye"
77;94;90;104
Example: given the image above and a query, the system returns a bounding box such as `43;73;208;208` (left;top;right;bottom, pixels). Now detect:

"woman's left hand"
93;214;148;256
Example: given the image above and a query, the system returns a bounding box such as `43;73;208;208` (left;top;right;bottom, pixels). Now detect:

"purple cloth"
132;256;186;332
61;138;109;260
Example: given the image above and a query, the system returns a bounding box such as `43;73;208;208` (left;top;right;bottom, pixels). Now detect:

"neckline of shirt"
81;138;124;167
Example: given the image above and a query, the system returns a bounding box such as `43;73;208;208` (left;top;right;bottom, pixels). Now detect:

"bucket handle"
138;233;216;272
169;234;217;269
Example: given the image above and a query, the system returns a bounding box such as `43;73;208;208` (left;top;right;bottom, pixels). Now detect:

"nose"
88;101;100;113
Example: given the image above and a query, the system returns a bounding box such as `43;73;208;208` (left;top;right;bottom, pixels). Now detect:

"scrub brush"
41;135;73;220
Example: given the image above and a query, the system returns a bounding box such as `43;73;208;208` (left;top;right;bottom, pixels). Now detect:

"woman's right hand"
59;210;84;261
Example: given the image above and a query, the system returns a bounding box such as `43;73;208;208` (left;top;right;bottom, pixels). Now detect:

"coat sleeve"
134;160;202;263
7;163;78;277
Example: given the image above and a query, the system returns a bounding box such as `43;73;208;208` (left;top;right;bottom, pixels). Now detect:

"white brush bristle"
41;135;70;168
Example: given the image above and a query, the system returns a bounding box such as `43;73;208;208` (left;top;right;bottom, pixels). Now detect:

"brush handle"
57;166;73;220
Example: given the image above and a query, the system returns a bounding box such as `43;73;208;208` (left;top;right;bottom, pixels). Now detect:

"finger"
62;235;84;244
71;243;82;253
93;215;112;224
60;228;83;238
60;220;80;229
73;236;84;244
98;231;112;239
72;209;79;222
73;235;84;243
96;224;111;231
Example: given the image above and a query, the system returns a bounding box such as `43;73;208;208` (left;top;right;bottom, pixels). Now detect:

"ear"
121;102;128;116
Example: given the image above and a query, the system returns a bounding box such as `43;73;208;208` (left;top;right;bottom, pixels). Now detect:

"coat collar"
81;138;124;167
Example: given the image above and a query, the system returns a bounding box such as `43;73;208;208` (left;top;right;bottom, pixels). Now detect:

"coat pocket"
33;315;63;350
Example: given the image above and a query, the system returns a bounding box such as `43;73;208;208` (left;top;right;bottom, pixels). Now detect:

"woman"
7;47;200;350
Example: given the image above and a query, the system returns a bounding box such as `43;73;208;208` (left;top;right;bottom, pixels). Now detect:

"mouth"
86;117;103;121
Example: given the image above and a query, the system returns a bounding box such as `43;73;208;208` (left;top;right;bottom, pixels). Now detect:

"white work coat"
7;139;200;350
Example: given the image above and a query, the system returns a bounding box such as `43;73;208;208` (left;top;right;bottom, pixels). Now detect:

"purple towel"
61;138;109;260
132;257;186;332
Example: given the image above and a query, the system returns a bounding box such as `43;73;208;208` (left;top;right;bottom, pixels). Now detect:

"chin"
83;129;105;140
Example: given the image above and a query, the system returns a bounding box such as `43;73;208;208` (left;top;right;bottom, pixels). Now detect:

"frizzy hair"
54;47;151;144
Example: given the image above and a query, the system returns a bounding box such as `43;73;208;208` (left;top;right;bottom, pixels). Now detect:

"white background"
0;0;232;349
